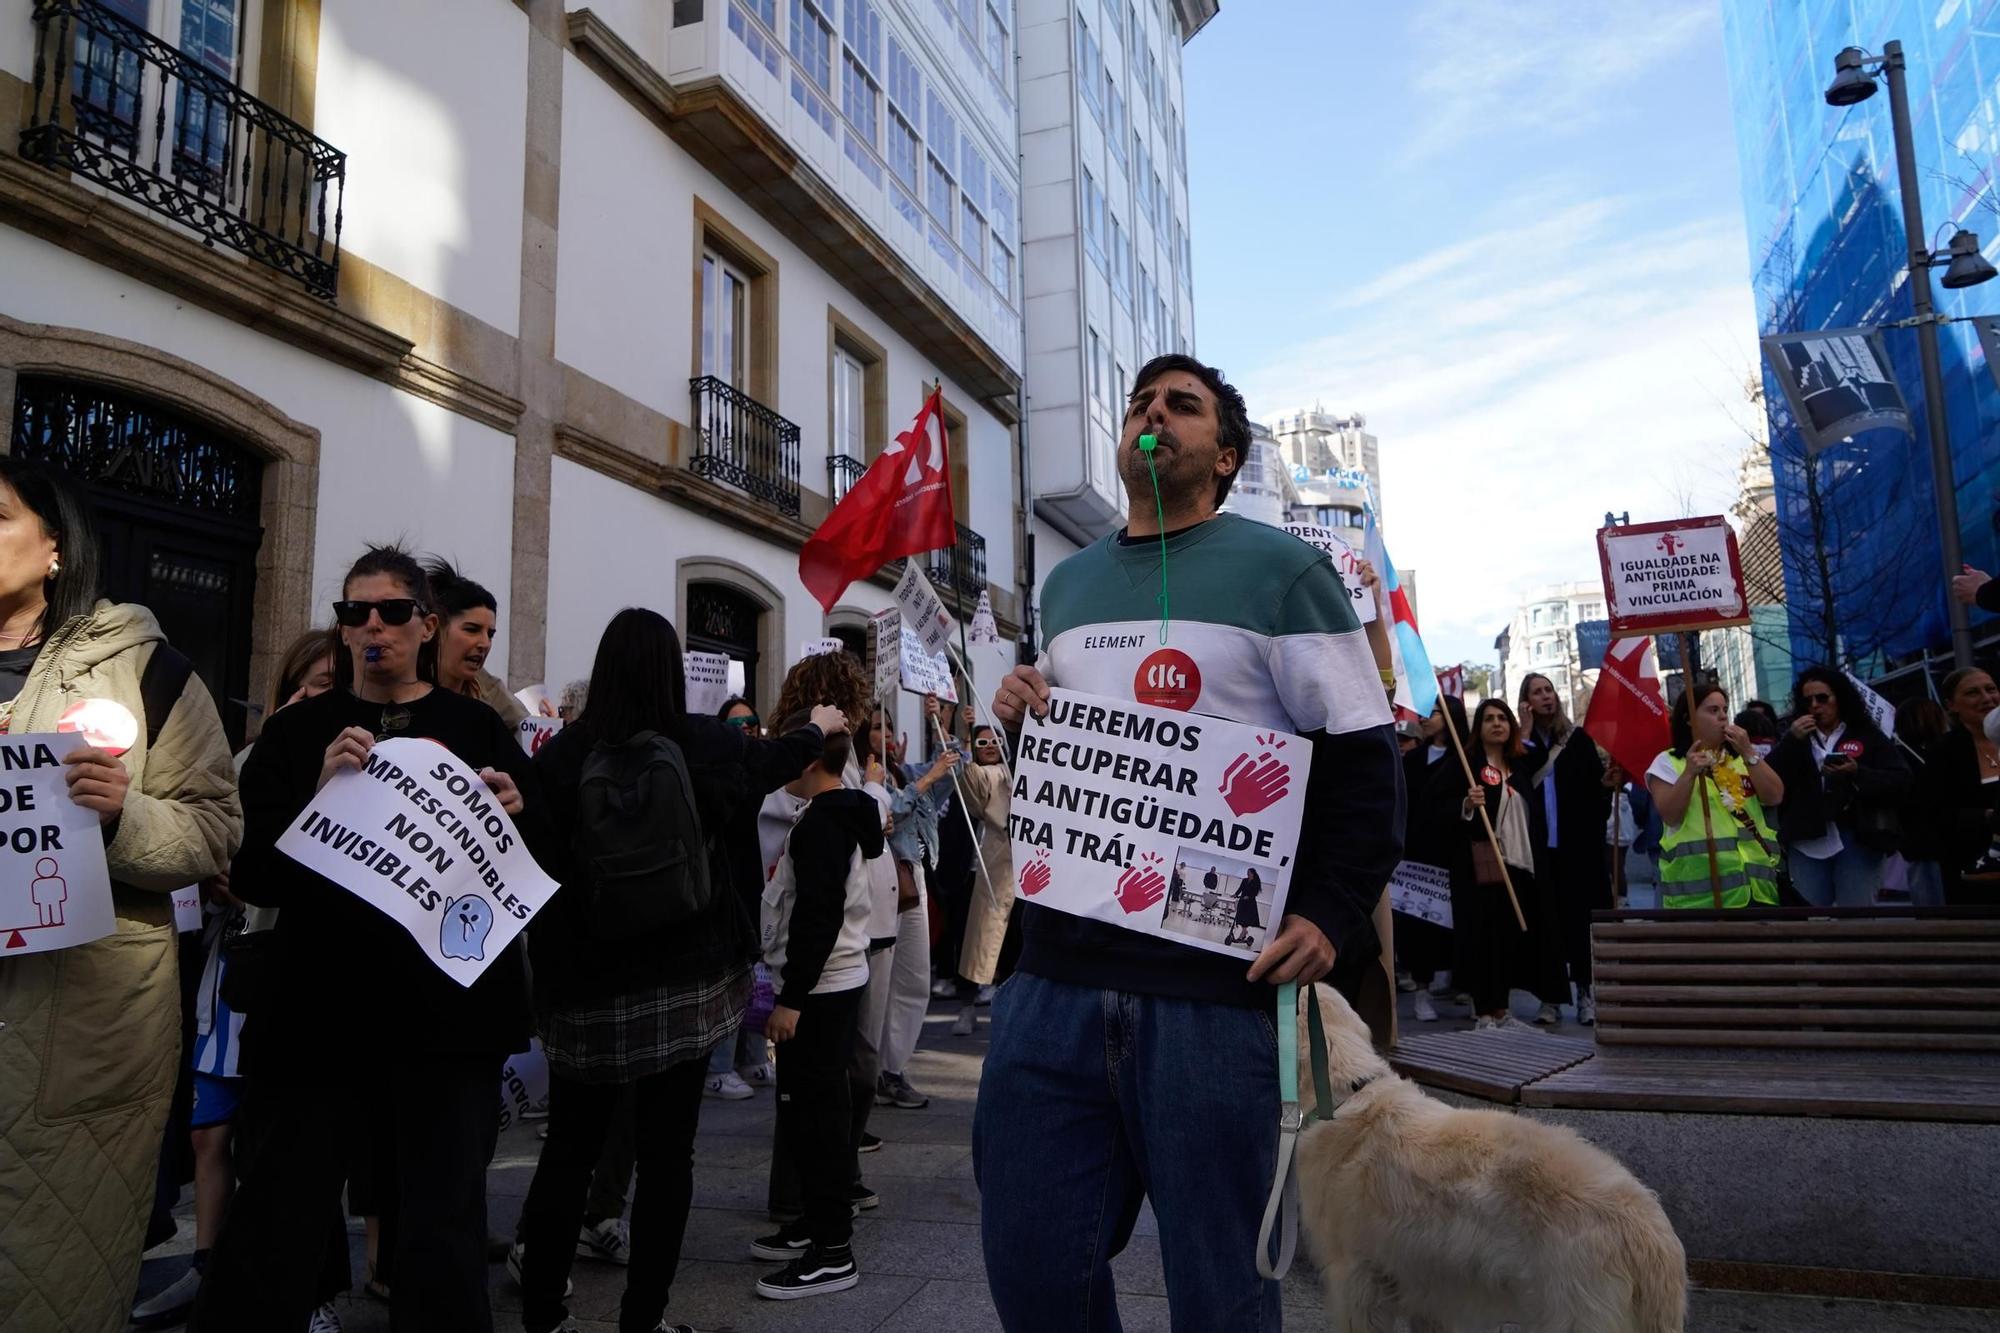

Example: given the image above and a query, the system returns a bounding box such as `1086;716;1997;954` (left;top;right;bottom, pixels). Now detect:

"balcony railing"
926;522;988;604
22;0;346;299
688;376;801;518
826;453;867;505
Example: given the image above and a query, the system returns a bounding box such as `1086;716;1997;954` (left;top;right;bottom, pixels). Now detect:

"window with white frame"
1082;169;1106;271
1152;168;1168;233
1076;10;1102;120
989;177;1016;302
886;35;920;216
840;0;881;151
1088;326;1108;422
729;0;782;75
791;0;833;90
1107;75;1127;167
700;249;753;389
926;152;954;224
832;343;865;460
84;0;256;177
1109;212;1130;305
960;193;985;270
1104;0;1123;42
984;3;1007;78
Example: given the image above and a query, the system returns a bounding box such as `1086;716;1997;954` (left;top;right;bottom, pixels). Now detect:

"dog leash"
1256;979;1336;1280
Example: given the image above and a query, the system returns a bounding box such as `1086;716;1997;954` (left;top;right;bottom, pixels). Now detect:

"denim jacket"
888;764;944;868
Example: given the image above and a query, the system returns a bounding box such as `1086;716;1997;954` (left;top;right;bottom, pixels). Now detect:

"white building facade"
1494;581;1608;718
0;0;1038;743
1019;0;1214;577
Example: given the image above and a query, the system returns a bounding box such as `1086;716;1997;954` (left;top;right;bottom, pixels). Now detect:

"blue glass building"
1721;0;2000;671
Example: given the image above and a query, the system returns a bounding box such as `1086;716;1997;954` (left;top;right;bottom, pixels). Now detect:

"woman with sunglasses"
425;558;529;727
0;460;241;1333
1768;667;1911;907
198;545;551;1331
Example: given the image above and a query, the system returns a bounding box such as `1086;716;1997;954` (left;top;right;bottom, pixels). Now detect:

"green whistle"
1138;433;1158;452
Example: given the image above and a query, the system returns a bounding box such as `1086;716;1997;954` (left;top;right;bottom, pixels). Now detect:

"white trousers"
880;890;932;1077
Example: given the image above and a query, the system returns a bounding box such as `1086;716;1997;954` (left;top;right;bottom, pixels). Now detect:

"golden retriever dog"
1293;987;1686;1333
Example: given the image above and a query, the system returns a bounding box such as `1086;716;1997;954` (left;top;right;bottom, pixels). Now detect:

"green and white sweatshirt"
1026;513;1404;1007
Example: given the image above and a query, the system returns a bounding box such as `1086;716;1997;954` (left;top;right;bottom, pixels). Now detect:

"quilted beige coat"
957;757;1016;986
0;603;241;1333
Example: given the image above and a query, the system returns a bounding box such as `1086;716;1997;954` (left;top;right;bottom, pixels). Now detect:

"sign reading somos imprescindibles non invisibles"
1008;688;1310;961
276;737;559;987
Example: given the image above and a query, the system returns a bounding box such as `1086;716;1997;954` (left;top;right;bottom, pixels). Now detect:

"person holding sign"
0;460;242;1333
980;355;1402;1331
516;609;837;1333
1445;700;1540;1030
1768;667;1909;908
1400;698;1469;1022
198;546;549;1332
1643;683;1785;911
1513;674;1610;1028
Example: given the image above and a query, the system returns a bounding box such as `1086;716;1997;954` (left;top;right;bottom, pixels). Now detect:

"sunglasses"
726;714;760;730
1803;692;1835;705
334;599;426;628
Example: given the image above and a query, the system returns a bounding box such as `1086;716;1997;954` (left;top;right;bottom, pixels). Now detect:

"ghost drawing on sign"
440;893;494;961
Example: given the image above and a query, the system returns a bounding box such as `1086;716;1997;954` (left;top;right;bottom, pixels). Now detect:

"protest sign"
969;590;1001;645
893;562;956;656
684;650;732;717
1846;670;1897;738
497;1038;550;1133
799;638;845;659
514;683;554;718
1598;516;1749;635
1009;689;1311;960
1760;326;1910;453
275;738;559;986
171;884;203;934
517;716;563;758
0;733;114;956
871;609;900;699
899;625;957;702
1387;861;1452;928
1280;522;1377;624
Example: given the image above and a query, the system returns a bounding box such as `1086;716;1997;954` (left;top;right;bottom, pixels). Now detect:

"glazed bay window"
1082;168;1106;271
1109;212;1130;306
959;194;984;270
788;0;835;135
1076;11;1102;121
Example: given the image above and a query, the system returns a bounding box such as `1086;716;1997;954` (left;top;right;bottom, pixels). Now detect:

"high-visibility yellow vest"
1657;752;1780;910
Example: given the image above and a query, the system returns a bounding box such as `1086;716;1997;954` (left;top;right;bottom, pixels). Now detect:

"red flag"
1584;636;1672;781
800;386;958;612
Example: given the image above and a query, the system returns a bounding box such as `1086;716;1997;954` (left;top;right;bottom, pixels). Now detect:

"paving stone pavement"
133;994;1999;1332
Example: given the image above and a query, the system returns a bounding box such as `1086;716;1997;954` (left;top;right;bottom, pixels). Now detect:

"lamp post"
1825;41;1995;669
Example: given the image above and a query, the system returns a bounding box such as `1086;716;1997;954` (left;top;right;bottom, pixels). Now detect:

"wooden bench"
1588;909;2000;1052
1388;1028;1595;1104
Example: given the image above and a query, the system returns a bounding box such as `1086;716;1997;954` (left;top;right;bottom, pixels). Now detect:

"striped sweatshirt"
1025;513;1405;1007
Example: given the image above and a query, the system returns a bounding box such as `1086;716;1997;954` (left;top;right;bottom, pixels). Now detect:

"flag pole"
932;710;1000;913
1442;707;1529;932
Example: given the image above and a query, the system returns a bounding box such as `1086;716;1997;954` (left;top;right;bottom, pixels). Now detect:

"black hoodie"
772;787;885;1007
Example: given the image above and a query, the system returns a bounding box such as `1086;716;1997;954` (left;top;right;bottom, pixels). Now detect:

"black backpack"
574;731;713;939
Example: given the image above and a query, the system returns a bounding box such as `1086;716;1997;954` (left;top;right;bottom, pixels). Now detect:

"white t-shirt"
1792;725;1847;860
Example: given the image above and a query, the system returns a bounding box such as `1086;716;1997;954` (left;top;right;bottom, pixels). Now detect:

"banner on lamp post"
1760;326;1911;453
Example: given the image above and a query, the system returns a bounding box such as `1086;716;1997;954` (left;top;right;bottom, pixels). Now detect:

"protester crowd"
1390;650;2000;1034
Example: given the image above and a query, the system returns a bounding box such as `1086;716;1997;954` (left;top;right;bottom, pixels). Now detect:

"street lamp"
1823;40;1990;668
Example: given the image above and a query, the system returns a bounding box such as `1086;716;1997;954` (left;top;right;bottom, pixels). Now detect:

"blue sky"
1185;1;1759;667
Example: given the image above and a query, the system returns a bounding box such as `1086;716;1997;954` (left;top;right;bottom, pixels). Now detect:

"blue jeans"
973;973;1282;1332
1788;842;1884;907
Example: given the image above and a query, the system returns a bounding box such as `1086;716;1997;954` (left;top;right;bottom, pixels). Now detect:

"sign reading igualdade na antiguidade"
1597;516;1749;637
277;737;558;986
1009;688;1309;960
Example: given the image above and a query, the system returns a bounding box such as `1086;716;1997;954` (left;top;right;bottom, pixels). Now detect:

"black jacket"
1921;726;1997;877
1513;724;1610;895
233;687;552;1067
1769;725;1912;851
527;716;822;1002
776;787;885;1006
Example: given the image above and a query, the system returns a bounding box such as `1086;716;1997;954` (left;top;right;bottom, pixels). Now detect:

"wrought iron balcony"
826;453;867;505
926;522;988;604
21;0;346;299
688;376;801;519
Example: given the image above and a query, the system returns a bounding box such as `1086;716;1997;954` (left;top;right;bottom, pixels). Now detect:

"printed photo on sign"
275;737;559;986
1279;523;1377;624
1160;848;1282;955
0;733;114;957
1388;861;1452;929
1008;689;1311;961
1760;327;1911;453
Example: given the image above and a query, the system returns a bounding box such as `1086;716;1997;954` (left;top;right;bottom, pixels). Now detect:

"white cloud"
1240;191;1758;667
1402;1;1716;162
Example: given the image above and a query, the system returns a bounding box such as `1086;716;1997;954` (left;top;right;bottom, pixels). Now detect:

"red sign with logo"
1134;648;1201;711
1479;764;1503;786
1596;515;1750;636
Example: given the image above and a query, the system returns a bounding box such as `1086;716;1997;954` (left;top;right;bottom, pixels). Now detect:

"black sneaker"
755;1245;859;1300
858;1131;883;1153
850;1180;880;1210
749;1223;813;1261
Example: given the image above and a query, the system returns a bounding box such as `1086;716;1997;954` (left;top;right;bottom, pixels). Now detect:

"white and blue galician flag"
1362;505;1438;723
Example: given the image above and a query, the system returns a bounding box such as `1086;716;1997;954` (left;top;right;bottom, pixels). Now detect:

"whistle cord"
1140;434;1170;644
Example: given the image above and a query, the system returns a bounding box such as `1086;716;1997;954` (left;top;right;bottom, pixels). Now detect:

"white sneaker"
952;1005;976;1037
739;1062;775;1086
1473;1015;1500;1031
930;977;956;998
704;1071;754;1100
1412;990;1439;1022
1428;970;1454;996
976;984;996;1006
308;1301;344;1333
1578;993;1597;1026
1497;1014;1544;1034
577;1216;631;1265
1395;970;1417;992
1533;1003;1561;1026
